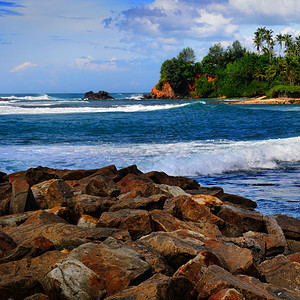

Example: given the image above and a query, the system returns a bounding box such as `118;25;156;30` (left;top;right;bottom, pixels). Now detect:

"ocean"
0;93;299;219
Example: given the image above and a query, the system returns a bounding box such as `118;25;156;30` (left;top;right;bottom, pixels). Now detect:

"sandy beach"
230;97;300;105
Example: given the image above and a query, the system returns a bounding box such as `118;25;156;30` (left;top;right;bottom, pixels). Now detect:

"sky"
0;0;299;93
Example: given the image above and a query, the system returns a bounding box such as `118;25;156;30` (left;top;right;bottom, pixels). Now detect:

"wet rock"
217;204;265;236
24;293;49;300
10;177;40;214
105;273;195;300
97;209;153;240
273;214;300;241
68;238;151;296
109;194;167;212
114;164;144;182
145;170;200;190
259;254;300;291
186;186;224;199
42;259;106;300
0;171;7;183
84;90;114;100
31;179;74;209
25;166;59;186
221;193;257;210
193;265;278;299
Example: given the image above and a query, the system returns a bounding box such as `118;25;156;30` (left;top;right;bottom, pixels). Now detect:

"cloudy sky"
0;0;299;93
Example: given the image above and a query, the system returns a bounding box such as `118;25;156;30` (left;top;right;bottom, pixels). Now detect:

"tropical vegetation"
156;27;300;98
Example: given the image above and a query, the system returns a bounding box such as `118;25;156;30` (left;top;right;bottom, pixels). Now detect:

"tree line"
156;27;300;98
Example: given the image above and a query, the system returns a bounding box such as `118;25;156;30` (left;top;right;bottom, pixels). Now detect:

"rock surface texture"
0;164;299;299
84;91;114;100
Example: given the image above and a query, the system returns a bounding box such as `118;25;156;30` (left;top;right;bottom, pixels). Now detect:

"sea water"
0;93;299;218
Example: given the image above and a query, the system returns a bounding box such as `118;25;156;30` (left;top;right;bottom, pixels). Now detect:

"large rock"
42;259;106;300
150;209;222;238
31;179;74;209
4;211;131;250
144;80;176;99
0;250;67;299
73;194;115;220
68;238;151;296
145;170;200;190
259;254;300;291
85;176;120;197
84;90;114;100
139;229;206;269
221;193;257;210
164;195;224;227
116;174;164;199
97;209;153;240
105;273;194;300
273;214;300;241
10;177;39;214
0;182;11;215
0;230;17;257
109;194;167;212
217;204;265;236
193;265;280;299
25;166;59;186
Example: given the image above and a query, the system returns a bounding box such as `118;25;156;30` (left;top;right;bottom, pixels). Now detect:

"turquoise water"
0;93;299;218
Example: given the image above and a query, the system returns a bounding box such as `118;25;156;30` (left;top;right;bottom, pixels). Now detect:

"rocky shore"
0;165;299;299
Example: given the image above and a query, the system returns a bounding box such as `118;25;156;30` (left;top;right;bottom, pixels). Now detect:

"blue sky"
0;0;299;93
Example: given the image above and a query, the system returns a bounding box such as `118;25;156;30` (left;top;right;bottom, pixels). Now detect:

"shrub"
266;85;300;98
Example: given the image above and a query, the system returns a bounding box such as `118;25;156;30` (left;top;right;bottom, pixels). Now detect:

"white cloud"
74;56;121;72
9;61;37;73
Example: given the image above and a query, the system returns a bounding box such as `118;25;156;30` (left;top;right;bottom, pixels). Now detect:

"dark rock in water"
84;90;114;100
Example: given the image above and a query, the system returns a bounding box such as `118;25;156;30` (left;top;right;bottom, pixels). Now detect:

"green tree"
177;47;196;64
276;33;284;57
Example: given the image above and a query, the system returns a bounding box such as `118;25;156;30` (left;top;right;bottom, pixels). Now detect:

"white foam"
1;94;51;101
1;137;299;176
0;103;190;115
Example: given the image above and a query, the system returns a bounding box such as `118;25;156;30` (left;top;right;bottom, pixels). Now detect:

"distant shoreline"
228;97;300;105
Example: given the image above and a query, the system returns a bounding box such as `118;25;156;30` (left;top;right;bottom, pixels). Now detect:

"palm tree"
265;29;273;52
283;33;293;53
276;33;284;57
253;27;266;55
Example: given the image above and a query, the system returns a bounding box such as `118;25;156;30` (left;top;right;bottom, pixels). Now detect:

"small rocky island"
0;165;299;299
84;90;114;100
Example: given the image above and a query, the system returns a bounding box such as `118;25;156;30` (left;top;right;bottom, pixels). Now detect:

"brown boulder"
24;294;49;300
97;209;153;240
85;176;120;197
68;238;151;296
109;194;167;212
150;209;222;238
145;170;200;190
31;179;74;209
0;230;17;257
194;265;279;299
273;214;300;241
114;164;144;182
10;177;40;214
42;259;106;300
77;214;98;228
0;182;11;215
105;273;195;300
4;212;130;250
73;194;115;219
25;166;59;186
0;250;67;300
117;173;163;198
259;254;300;291
84;90;114;100
217;204;264;236
174;250;225;284
139;229;206;269
221;193;257;210
164;195;224;227
187;186;224;199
